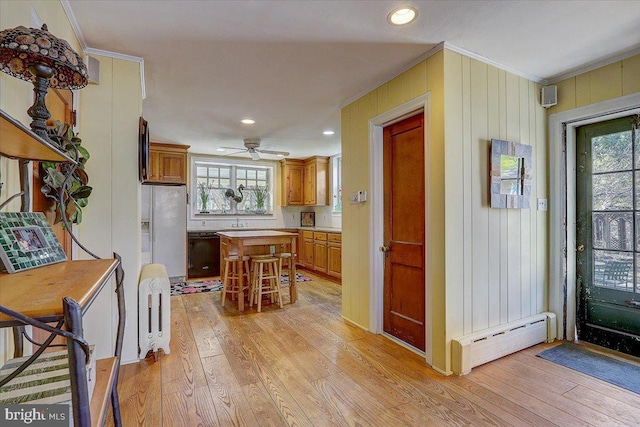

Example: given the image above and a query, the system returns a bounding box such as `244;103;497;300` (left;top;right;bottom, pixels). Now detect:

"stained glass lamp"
0;24;88;140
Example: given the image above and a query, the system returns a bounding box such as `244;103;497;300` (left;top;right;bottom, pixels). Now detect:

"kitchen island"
218;230;298;311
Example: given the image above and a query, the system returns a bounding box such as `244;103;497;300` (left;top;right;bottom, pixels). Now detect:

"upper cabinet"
145;142;189;185
281;156;329;206
303;156;329;206
280;159;305;205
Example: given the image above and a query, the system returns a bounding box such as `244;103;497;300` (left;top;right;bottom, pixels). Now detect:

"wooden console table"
218;230;298;311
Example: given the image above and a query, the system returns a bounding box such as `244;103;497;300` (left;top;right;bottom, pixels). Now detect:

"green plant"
41;121;92;225
250;185;269;210
198;181;213;212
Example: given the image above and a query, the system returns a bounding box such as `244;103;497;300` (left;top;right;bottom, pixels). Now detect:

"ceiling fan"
221;138;289;160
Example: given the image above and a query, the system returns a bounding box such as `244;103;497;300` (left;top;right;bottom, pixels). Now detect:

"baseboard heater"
138;263;171;361
451;312;556;375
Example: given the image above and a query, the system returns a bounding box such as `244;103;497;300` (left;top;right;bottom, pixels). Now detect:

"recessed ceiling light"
216;148;226;152
387;6;418;26
241;119;255;124
323;130;335;135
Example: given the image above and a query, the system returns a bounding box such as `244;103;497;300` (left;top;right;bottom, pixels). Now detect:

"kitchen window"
332;155;342;213
192;157;274;215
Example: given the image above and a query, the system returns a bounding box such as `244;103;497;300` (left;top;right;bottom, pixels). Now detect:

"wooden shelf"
0;259;118;323
90;357;118;427
0;108;75;163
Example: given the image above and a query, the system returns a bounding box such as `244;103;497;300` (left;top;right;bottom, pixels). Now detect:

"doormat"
171;272;312;296
537;343;640;394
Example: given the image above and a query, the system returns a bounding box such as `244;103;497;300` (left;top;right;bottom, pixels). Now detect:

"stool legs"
250;258;283;312
221;258;231;307
221;256;251;310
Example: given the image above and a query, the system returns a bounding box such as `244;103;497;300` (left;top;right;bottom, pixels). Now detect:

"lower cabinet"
301;231;314;268
313;232;328;273
327;233;342;279
298;230;341;280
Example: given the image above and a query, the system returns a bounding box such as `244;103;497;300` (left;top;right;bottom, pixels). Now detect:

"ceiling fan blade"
220;146;246;151
223;150;248;157
256;149;290;156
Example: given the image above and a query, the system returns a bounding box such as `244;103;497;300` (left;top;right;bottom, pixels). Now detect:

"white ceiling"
66;1;640;160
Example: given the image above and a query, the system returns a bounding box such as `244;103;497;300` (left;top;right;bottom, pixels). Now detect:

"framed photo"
0;212;67;273
301;212;315;227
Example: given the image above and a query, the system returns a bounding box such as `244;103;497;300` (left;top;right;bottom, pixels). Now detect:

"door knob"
379;245;390;252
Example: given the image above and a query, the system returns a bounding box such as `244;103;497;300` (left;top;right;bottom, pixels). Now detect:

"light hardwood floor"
109;272;640;426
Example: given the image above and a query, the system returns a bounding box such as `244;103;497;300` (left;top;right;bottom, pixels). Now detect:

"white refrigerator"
141;185;187;280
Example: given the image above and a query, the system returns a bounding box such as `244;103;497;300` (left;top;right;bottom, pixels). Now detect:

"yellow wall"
547;54;640;115
341;49;547;373
341;51;447;364
0;2;142;363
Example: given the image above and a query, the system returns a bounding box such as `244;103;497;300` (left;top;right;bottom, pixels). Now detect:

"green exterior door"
576;115;640;356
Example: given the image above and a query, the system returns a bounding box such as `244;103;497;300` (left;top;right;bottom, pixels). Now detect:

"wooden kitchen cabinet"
146;142;189;184
280;159;304;205
281;156;329;206
303;156;329;205
327;233;342;279
301;230;315;268
295;229;341;281
313;232;328;273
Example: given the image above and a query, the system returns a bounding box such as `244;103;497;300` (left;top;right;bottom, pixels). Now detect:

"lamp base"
26;63;54;141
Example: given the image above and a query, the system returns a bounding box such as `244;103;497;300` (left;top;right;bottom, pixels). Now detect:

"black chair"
602;259;632;287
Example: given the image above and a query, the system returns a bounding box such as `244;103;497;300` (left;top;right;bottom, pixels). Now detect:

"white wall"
79;55;142;363
442;51;547;368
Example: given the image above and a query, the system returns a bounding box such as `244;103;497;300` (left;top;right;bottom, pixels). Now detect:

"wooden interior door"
383;112;426;351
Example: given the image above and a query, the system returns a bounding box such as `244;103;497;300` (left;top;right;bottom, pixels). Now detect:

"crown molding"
442;42;549;85
84;47;144;64
340;41;554;108
547;46;640;85
60;0;146;99
60;0;87;50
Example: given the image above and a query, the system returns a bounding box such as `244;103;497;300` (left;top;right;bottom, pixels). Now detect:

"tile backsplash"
187;205;341;231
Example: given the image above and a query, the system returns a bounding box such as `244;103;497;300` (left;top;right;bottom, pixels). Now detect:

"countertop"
188;226;341;234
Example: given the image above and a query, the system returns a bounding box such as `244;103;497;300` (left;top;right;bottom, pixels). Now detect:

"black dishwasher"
188;232;220;279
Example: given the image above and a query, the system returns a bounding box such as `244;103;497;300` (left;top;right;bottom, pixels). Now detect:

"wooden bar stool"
221;255;251;308
249;257;283;312
274;252;294;289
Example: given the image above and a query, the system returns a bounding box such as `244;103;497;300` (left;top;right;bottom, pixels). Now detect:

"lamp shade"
0;24;88;89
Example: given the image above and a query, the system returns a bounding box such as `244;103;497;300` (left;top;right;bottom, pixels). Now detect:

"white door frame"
368;93;432;364
549;92;640;341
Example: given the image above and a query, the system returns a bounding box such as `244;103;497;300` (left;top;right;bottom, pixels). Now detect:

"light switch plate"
537;198;548;211
350;193;359;204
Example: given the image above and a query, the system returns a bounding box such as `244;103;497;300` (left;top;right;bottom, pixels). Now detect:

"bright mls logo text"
2;406;67;425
